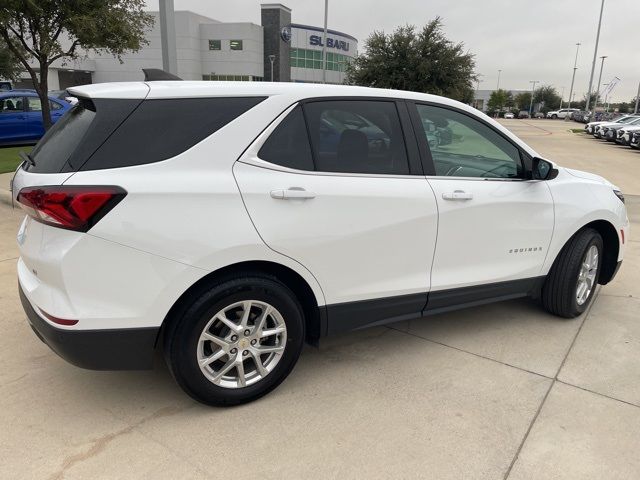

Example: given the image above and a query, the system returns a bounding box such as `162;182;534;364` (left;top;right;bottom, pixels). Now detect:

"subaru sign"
309;35;350;52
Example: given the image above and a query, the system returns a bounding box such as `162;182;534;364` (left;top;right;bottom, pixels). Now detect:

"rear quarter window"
80;97;266;171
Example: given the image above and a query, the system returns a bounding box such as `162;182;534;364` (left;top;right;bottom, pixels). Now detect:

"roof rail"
142;69;182;81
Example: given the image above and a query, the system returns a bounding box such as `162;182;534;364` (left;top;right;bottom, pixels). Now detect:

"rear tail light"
17;185;126;232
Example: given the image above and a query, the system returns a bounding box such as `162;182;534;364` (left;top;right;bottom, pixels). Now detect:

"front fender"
542;170;628;275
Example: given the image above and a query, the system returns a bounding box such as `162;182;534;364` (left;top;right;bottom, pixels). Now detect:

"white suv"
546;108;579;119
13;81;628;406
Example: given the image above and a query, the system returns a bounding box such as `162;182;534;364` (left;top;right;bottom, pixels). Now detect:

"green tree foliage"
533;85;561;113
0;42;22;80
0;0;153;129
514;92;532;111
346;18;476;103
487;89;513;112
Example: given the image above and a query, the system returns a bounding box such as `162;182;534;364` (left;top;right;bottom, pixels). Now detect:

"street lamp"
496;69;502;91
594;55;607;109
268;55;276;82
567;42;581;111
529;80;539;116
585;0;605;112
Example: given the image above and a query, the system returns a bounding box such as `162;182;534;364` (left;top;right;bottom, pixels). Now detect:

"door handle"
442;190;473;201
270;188;316;200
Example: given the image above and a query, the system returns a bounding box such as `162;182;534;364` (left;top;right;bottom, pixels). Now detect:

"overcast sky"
145;0;639;102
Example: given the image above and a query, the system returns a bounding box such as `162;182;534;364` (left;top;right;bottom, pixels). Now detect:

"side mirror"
532;157;558;180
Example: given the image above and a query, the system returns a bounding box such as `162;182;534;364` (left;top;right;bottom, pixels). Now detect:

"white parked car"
504;112;515;119
13;81;629;406
585;115;639;135
546;108;579;119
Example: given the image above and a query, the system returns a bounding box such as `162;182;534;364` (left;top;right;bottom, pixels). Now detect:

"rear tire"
542;228;603;318
165;275;305;406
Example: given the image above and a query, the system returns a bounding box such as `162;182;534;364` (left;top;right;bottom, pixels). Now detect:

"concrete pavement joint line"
386;325;552;381
599;293;638;300
502;289;600;480
516;120;553;136
555;379;640;410
0;257;18;263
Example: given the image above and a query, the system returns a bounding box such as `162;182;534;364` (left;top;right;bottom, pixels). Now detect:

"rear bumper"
20;285;158;370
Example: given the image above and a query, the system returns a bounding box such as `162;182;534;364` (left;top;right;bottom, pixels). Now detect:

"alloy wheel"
197;300;287;388
576;245;599;306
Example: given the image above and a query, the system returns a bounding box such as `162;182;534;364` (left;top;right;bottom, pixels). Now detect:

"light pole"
594;55;607;109
322;0;328;84
529;80;539;116
567;42;580;111
559;86;565;109
159;0;178;75
635;81;640;114
585;0;605;112
474;74;483;109
496;69;502;91
602;83;609;111
268;55;276;82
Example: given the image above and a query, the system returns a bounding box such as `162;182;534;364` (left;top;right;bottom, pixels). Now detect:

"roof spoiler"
142;68;182;81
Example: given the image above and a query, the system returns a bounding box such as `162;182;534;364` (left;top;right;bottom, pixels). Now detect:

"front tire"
165;275;305;406
552;114;558;119
542;228;603;318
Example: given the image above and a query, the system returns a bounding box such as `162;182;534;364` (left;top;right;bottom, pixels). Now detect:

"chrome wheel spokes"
197;300;287;389
576;245;599;306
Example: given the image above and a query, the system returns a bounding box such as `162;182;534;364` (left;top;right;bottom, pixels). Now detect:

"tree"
487;89;512;112
0;42;22;81
0;0;153;129
346;18;476;102
514;92;532;111
533;85;561;114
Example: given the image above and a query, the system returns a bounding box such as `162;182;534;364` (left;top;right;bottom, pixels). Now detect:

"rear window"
81;97;266;171
28;97;142;173
26;96;266;173
28;98;98;173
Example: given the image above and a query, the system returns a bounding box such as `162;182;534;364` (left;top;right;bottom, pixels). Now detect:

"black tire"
542;228;603;318
552;114;558;119
164;275;305;406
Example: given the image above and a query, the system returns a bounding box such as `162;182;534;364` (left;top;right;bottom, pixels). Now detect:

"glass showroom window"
202;74;252;81
290;48;350;71
230;40;243;51
208;40;221;51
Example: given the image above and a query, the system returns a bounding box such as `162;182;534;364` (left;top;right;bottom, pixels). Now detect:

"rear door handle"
442;190;473;201
270;188;316;200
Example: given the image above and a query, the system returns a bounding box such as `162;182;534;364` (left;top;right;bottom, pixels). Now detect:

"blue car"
0;90;71;145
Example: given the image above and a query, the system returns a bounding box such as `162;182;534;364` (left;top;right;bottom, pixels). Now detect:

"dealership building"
10;3;358;90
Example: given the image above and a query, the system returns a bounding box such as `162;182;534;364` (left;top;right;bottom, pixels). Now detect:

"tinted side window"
415;104;523;179
304;100;409;175
258;106;314;170
80;97;265;171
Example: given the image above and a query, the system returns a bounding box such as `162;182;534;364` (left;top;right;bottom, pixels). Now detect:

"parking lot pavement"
1;123;640;479
499;118;640;195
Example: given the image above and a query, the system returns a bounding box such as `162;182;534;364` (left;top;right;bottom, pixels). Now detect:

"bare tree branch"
6;24;38;58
